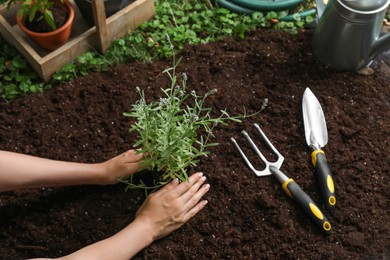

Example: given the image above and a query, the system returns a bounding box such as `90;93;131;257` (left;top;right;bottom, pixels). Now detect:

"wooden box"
0;0;154;82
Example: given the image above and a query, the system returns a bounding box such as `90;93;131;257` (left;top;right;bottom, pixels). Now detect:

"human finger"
179;174;207;202
123;161;142;174
157;178;179;194
183;199;209;222
122;149;143;163
172;172;204;197
182;181;210;212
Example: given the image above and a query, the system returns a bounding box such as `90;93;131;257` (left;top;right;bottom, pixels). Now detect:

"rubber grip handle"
313;151;336;211
283;179;332;235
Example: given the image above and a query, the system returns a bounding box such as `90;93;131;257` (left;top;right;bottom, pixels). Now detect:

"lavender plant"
122;37;265;190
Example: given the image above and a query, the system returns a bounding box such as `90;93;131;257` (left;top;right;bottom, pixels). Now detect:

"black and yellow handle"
271;166;332;235
282;177;332;235
311;150;336;211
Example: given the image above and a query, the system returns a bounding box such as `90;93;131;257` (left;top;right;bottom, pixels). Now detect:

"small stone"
357;67;374;76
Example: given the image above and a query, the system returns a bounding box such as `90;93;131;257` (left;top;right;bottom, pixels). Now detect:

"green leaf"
277;10;289;19
44;10;56;30
266;11;278;20
12;56;27;69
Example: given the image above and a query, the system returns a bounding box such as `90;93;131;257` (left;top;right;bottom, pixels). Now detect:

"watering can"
312;0;390;71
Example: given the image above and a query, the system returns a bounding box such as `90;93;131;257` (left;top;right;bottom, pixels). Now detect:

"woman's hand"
0;149;143;191
134;172;210;241
51;172;210;260
97;149;143;185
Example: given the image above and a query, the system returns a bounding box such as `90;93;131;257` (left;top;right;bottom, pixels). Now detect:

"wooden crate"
0;0;154;82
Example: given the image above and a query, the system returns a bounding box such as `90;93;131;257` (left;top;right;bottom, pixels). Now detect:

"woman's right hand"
134;172;210;241
38;172;210;260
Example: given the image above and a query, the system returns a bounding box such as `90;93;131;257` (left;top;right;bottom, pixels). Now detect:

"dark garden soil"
0;28;389;259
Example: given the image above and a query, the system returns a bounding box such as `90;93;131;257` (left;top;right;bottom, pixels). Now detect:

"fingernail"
198;172;204;177
204;184;210;190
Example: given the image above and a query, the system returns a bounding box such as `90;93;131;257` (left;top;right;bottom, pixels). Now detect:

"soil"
0;28;389;259
25;1;69;33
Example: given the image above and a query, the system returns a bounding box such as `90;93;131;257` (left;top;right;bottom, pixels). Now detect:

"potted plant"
0;0;74;51
74;0;133;27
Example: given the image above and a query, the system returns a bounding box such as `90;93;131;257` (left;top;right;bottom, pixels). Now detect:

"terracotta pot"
16;0;75;51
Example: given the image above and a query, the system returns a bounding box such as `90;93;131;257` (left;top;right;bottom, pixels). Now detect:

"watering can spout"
315;0;326;18
369;33;390;62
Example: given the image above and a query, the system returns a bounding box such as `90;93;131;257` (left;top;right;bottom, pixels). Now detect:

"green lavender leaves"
123;57;246;190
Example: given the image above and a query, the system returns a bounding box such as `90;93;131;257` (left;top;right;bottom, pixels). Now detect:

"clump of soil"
0;28;389;259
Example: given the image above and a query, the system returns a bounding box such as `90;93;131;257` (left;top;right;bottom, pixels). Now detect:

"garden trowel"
302;88;336;211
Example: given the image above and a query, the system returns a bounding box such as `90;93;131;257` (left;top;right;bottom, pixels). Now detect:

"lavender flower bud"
160;98;168;106
261;98;268;110
191;113;199;122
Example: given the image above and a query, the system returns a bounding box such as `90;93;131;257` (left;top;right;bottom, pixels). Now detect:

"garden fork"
231;123;332;235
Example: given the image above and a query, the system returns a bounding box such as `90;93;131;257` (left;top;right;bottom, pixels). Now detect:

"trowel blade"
302;88;328;149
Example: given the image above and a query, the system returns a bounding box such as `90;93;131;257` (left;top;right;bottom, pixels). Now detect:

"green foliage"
121;41;259;190
0;0;317;101
386;5;390;20
0;51;49;100
53;52;112;82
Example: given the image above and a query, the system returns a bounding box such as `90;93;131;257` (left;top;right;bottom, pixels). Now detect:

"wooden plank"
106;0;155;41
92;0;109;53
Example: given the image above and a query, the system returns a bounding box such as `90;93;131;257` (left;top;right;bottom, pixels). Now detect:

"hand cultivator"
231;123;332;235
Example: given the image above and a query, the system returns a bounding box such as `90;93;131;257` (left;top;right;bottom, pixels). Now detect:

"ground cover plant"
0;0;316;100
0;28;389;258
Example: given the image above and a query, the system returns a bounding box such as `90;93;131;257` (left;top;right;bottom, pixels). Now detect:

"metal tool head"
315;0;327;18
302;88;328;150
230;123;284;177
